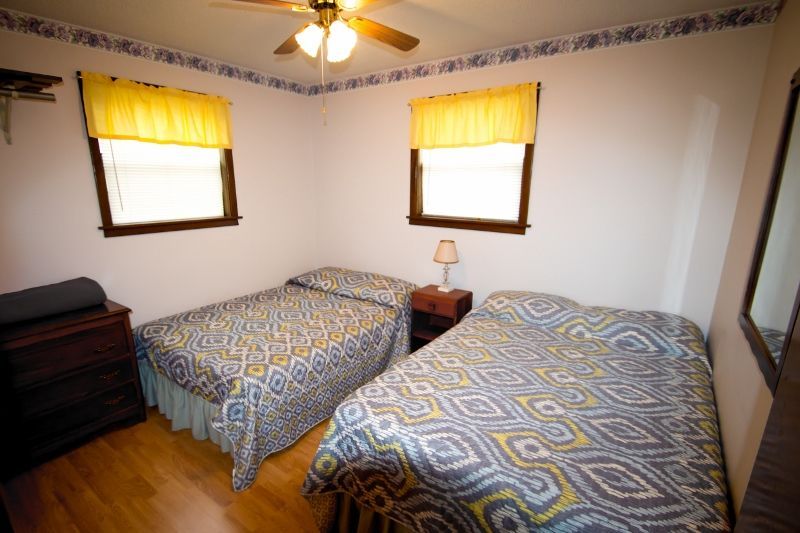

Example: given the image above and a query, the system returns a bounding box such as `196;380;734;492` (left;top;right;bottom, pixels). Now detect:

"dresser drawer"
7;320;130;389
412;293;456;317
17;358;134;418
24;383;139;441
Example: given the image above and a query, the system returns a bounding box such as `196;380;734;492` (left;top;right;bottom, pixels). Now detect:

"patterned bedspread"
134;267;416;491
302;291;730;531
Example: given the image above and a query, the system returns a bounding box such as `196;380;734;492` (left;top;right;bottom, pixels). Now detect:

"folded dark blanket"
0;277;107;325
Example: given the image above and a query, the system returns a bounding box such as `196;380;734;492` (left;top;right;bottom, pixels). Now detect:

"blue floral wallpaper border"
308;1;779;95
0;1;779;98
0;8;308;95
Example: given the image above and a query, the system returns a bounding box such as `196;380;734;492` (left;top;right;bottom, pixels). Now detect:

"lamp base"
437;284;454;293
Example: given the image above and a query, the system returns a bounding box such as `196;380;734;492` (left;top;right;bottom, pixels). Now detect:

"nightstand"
411;284;473;350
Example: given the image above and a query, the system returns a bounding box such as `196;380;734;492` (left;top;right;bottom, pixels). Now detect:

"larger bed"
302;291;730;531
134;267;416;491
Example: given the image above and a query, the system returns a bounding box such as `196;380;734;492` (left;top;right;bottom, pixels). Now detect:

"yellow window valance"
409;82;538;149
80;72;233;149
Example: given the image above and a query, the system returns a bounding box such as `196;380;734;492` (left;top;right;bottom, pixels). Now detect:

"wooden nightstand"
411;284;473;350
0;300;146;478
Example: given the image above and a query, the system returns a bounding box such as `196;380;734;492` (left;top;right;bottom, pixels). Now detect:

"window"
410;142;533;234
79;72;239;237
87;138;238;237
98;139;225;224
407;83;538;235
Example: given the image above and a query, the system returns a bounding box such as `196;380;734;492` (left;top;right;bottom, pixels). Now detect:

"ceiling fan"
231;0;420;63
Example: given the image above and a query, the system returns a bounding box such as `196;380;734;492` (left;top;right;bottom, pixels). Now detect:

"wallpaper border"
308;1;780;95
0;2;780;97
0;7;308;95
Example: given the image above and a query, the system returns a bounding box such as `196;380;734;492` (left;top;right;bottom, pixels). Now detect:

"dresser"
0;300;145;478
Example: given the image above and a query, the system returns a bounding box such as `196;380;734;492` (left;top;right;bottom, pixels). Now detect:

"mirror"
740;67;800;392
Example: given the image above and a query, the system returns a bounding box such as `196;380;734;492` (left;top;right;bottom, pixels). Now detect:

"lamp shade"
296;23;323;58
433;240;459;264
327;20;357;63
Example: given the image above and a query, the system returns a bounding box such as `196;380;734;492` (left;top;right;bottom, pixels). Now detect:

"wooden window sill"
407;215;530;235
99;216;242;237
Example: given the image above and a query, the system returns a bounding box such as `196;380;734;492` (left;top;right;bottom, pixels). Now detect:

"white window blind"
98;139;225;225
420;143;526;222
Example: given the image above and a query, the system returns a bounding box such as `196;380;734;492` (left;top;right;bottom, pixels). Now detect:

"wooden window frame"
407;143;534;235
78;75;241;238
86;139;240;237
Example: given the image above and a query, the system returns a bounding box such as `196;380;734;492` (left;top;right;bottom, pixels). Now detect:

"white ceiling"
0;0;757;83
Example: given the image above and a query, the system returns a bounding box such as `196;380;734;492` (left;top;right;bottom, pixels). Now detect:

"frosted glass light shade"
296;23;323;57
327;20;357;62
433;240;459;264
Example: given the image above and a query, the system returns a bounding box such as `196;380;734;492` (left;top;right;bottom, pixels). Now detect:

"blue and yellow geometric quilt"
302;291;730;531
133;267;416;491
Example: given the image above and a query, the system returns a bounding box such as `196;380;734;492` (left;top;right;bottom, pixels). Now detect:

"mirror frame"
739;67;800;394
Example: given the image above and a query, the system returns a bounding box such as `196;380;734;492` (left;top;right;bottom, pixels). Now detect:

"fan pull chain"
320;36;327;126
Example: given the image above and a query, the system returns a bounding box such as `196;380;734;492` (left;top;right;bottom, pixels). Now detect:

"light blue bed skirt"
138;364;233;454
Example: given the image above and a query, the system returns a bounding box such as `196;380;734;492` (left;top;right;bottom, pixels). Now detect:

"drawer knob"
427;302;436;311
104;395;126;406
99;369;121;381
94;343;117;353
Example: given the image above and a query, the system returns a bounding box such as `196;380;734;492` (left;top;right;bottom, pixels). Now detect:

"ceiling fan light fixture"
326;19;357;63
337;0;358;10
296;22;324;58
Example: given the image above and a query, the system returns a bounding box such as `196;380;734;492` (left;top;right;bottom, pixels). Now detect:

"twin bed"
301;290;730;530
134;267;416;491
134;268;730;530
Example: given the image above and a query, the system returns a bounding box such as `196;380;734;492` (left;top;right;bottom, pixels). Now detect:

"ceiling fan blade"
337;0;380;11
274;27;303;54
346;17;419;52
233;0;312;12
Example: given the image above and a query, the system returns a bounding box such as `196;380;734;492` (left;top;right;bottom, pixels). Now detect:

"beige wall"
0;31;318;326
708;0;800;515
312;28;771;334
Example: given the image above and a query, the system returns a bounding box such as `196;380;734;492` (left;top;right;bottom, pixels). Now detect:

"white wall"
0;10;784;517
0;31;317;326
708;0;800;514
312;28;771;333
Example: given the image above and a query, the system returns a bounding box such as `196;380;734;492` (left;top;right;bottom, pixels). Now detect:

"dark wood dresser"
0;300;145;478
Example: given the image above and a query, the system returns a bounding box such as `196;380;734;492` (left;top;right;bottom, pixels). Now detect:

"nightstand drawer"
24;382;139;441
7;320;129;389
17;358;134;418
412;293;456;317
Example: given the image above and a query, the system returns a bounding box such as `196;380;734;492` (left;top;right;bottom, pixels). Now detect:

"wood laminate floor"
2;407;327;533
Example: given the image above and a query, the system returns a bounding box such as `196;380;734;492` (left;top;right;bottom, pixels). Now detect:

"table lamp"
433;240;459;292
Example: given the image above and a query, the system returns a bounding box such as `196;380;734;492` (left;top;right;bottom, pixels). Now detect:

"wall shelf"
0;68;63;144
